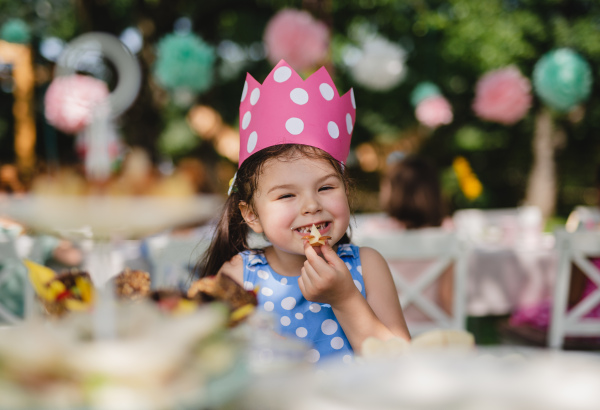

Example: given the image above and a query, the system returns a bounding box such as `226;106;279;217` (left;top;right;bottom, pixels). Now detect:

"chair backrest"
549;229;600;349
145;234;211;289
453;206;543;248
353;228;468;335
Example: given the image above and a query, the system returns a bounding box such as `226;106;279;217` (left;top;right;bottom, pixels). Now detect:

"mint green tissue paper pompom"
153;33;216;94
410;82;441;107
1;19;31;44
533;48;593;112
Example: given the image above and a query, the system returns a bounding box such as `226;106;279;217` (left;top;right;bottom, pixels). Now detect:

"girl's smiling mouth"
294;221;330;235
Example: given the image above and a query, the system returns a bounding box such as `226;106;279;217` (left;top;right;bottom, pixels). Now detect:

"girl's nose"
302;195;322;214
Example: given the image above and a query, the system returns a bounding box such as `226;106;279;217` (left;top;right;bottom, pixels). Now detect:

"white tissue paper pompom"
348;36;407;92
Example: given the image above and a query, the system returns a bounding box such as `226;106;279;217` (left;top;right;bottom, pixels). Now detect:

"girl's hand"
298;241;360;306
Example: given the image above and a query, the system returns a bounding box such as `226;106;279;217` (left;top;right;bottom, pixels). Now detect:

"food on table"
360;329;475;359
25;261;257;326
149;289;199;315
25;259;95;318
111;268;152;300
188;273;258;326
302;223;331;246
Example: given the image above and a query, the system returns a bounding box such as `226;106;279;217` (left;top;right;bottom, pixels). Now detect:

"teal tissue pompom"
1;19;31;44
410;82;441;107
153;33;216;94
533;48;592;112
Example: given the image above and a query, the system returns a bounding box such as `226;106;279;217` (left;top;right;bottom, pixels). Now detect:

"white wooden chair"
353;229;468;335
145;235;211;289
549;229;600;349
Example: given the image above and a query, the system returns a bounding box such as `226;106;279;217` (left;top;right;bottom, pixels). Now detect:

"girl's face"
240;155;350;256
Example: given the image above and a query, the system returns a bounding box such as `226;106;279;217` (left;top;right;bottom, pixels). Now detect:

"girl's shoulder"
357;245;391;277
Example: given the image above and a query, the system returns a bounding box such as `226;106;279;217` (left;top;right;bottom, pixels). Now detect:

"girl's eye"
319;185;334;191
278;194;294;199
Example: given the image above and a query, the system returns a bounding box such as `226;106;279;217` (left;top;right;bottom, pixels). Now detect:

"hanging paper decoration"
153;33;216;94
472;66;532;125
0;19;31;44
350;36;407;92
410;82;442;107
533;48;592;112
44;74;110;134
410;82;452;129
415;96;453;129
263;9;329;72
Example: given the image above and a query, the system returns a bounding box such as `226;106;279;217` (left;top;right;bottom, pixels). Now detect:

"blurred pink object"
263;9;329;71
44;74;110;134
415;95;453;128
472;66;532;125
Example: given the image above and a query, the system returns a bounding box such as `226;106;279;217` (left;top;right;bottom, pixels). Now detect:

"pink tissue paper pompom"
44;74;110;134
264;8;329;71
472;66;532;125
415;95;453;129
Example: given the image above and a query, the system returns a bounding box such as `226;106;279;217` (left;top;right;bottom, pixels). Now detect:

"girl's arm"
299;242;410;353
216;254;244;284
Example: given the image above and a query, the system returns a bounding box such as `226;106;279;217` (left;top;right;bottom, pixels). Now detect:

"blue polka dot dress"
241;243;366;364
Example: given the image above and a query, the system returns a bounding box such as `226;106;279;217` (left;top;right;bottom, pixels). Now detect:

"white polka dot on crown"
247;131;257;153
261;287;273;296
241;81;248;102
321;319;338;335
307;349;320;363
350;89;356;109
274;66;292;83
346;113;353;134
280;277;288;285
357;265;362;275
354;280;363;292
327;121;339;139
331;337;344;350
343;354;352;364
243;281;254;290
296;327;308;338
242;111;251;130
281;297;296;310
345;262;352;271
309;303;321;313
257;270;269;280
264;301;274;311
290;88;309;105
250;88;260;105
281;316;291;326
319;83;334;101
295;312;303;320
285;117;304;135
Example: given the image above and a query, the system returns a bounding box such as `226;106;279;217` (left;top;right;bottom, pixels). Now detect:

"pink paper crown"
238;60;356;167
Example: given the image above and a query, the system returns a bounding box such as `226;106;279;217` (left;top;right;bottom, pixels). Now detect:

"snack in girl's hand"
25;260;94;317
302;223;332;246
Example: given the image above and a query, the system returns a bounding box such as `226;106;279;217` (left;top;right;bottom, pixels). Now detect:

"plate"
0;194;223;240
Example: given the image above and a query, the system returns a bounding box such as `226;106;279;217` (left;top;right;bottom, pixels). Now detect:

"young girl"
199;60;410;363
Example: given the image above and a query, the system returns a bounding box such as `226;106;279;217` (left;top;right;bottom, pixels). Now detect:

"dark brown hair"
196;144;351;278
382;155;444;229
